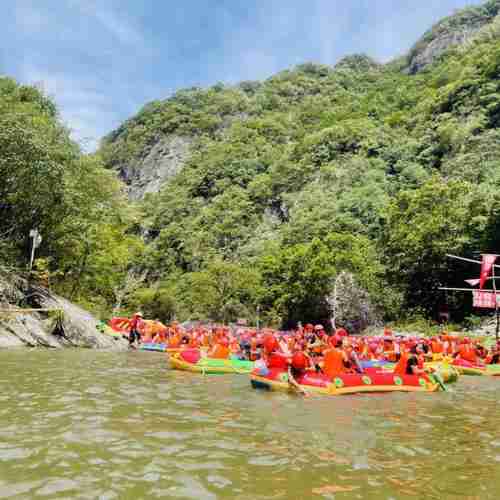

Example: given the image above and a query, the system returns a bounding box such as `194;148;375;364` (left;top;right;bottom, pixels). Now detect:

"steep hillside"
97;0;500;327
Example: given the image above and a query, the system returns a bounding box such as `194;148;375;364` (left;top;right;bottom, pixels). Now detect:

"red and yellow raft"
452;359;500;376
250;367;440;395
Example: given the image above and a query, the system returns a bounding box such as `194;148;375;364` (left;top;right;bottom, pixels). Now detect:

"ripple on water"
35;478;79;496
2;351;500;499
0;481;45;499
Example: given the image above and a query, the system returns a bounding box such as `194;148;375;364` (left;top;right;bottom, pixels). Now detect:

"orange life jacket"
394;353;409;376
250;338;258;361
169;334;181;348
323;348;346;379
431;341;443;354
209;344;230;359
385;350;398;363
153;331;166;343
189;336;200;348
459;345;477;363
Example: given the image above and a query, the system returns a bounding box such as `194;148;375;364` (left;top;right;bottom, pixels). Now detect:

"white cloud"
67;0;145;46
8;0;152;151
21;65;120;152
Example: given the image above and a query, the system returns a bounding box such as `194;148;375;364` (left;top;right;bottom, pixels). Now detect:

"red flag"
480;254;498;289
465;279;480;287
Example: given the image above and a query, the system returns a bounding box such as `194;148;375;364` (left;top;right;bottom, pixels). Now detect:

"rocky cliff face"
0;273;127;349
406;22;486;74
117;135;193;201
406;1;500;73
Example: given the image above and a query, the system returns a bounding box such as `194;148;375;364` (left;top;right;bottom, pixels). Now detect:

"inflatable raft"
169;349;254;375
365;360;458;384
139;343;199;354
250;368;440;396
452;359;500;376
140;343;167;352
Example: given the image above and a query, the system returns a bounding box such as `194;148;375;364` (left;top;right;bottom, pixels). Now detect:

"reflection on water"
0;350;499;499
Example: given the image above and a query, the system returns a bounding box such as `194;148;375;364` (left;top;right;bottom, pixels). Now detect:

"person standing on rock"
129;312;144;349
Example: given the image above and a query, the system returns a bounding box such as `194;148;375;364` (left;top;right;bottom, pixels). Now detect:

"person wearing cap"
335;327;348;338
455;338;479;364
129;312;143;348
208;337;230;359
322;336;348;379
394;344;426;376
288;350;310;395
486;342;500;365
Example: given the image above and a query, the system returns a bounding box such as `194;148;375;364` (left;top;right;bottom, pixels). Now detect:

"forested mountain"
5;0;500;328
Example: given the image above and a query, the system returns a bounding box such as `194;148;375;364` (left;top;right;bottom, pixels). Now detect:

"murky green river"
1;350;500;499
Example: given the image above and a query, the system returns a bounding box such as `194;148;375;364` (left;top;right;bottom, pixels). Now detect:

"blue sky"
1;0;482;151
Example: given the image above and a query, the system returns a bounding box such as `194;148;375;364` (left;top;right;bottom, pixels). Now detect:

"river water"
0;350;499;499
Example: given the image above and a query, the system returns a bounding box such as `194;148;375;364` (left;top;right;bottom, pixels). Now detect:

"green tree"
382;177;495;314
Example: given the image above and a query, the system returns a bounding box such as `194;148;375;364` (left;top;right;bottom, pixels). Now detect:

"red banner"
480;254;498;289
473;290;500;309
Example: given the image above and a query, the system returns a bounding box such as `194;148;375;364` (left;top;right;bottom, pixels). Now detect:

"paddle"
289;381;310;397
287;373;310;397
429;370;447;391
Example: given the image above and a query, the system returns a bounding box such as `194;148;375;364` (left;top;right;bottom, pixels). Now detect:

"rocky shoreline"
0;272;127;350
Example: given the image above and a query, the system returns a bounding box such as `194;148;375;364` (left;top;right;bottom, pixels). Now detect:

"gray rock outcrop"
406;1;500;74
406;24;485;74
0;273;127;349
118;135;193;201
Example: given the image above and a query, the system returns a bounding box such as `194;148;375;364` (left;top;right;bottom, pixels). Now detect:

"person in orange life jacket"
128;312;143;348
200;329;210;348
208;337;230;359
188;332;201;349
335;327;349;338
152;319;169;343
278;336;292;357
382;337;399;362
180;329;191;346
393;344;426;376
475;343;487;361
406;345;427;376
229;337;241;356
288;351;311;395
304;323;314;334
392;338;401;362
322;337;348;379
486;342;500;365
168;322;183;348
420;341;433;361
343;338;364;374
454;338;479;364
430;337;444;355
307;325;325;371
263;335;289;370
254;351;269;375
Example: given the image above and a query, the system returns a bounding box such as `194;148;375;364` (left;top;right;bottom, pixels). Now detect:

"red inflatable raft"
250;367;439;395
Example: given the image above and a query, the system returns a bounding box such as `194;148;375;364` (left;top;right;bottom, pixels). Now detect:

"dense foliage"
0;77;143;314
